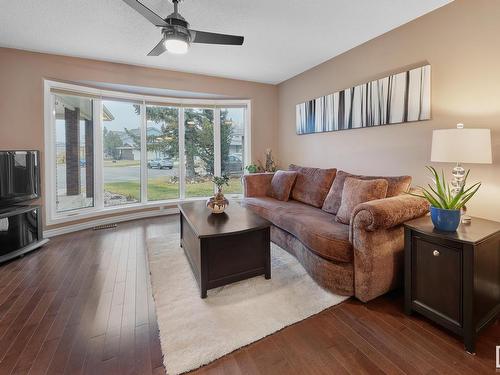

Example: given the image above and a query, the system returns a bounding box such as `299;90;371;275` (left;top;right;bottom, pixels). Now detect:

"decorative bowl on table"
207;174;230;214
206;190;229;214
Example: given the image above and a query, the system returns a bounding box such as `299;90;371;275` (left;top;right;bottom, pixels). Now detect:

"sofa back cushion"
322;170;412;214
336;178;388;224
268;170;297;201
288;164;337;207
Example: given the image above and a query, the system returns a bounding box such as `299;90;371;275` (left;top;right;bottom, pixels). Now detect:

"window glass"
54;93;94;212
102;100;141;206
220;108;245;195
146;105;180;201
184;108;214;198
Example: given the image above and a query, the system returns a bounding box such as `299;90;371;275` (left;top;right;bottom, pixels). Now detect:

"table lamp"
431;123;492;221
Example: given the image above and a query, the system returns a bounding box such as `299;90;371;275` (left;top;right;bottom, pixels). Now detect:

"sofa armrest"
242;173;274;197
350;194;429;234
350;194;428;302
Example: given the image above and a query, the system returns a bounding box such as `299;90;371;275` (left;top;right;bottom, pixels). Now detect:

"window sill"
46;195;243;226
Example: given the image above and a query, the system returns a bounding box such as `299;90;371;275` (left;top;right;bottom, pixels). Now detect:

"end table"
404;215;500;354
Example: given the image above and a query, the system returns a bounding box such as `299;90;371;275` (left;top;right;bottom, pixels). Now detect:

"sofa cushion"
268;170;297;201
243;197;352;262
243;196;297;222
288;164;337;208
336;178;388;225
242;173;274;197
322;170;412;214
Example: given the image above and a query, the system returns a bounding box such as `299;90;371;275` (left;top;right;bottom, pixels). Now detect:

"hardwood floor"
0;215;497;374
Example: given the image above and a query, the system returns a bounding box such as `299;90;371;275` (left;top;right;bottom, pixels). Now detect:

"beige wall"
277;0;500;221
0;48;278;228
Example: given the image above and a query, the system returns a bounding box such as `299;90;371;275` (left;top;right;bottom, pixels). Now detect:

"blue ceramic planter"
430;206;461;232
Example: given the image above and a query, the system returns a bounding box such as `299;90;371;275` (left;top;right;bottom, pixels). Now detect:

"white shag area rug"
147;234;348;375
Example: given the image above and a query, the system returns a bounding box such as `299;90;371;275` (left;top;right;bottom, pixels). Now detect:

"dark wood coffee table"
178;201;271;298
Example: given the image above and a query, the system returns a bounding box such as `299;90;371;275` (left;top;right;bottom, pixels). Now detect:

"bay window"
44;80;251;224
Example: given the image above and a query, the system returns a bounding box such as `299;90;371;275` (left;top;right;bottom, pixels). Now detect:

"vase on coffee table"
206;187;229;214
206;174;230;214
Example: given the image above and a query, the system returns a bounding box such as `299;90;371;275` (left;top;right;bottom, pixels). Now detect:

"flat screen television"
0;150;40;206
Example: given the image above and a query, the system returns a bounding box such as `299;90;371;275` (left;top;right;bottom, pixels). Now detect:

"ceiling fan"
122;0;244;55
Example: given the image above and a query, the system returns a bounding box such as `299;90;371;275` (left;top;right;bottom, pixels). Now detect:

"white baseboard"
43;207;179;238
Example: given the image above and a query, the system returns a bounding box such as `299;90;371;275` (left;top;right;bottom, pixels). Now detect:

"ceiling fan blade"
191;30;244;45
122;0;167;27
147;39;166;56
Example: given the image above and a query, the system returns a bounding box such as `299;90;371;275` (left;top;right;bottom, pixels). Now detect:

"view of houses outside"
55;93;245;212
145;104;180;201
102;99;142;206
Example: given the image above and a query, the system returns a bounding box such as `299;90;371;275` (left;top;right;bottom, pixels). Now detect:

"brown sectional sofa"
242;167;429;302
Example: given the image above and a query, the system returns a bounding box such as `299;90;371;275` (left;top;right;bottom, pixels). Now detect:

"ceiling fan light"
164;38;189;54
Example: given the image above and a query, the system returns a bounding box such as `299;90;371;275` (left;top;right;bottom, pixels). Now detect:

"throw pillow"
268;170;298;201
288;164;337;207
322;170;411;214
336;177;388;225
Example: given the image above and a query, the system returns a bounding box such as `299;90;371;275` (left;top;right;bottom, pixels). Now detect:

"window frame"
44;79;251;225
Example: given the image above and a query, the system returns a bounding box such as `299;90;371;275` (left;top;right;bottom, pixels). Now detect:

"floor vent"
93;223;117;231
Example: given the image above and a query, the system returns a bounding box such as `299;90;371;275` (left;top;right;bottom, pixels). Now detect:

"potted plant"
409;166;481;232
244;164;262;173
206;174;230;214
245;149;279;174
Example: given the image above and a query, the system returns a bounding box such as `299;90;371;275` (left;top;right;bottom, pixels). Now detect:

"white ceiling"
0;0;451;84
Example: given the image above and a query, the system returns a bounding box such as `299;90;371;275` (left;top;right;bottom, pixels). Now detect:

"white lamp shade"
431;128;492;164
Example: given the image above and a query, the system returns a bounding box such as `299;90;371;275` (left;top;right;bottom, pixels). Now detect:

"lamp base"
451;163;466;196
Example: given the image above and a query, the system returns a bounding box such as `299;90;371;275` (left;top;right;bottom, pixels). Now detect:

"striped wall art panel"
296;64;431;135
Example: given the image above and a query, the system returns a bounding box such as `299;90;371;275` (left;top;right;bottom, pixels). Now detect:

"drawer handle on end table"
433;250;440;256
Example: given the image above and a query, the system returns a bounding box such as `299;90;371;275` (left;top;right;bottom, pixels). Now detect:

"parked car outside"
225;153;243;174
148;158;174;169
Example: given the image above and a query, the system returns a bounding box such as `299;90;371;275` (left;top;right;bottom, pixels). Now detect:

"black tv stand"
0;205;48;264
